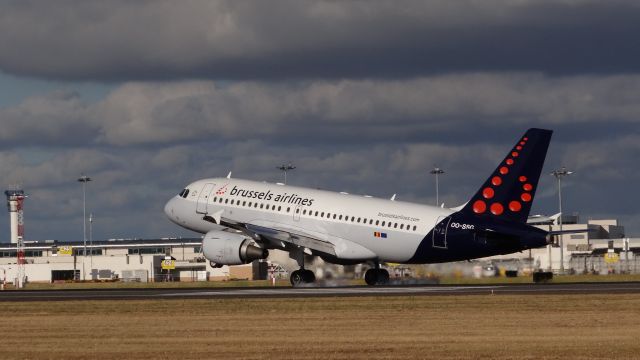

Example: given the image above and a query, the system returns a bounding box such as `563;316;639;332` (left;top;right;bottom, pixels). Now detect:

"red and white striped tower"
5;189;26;287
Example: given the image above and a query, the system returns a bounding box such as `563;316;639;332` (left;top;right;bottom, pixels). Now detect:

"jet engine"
202;230;269;265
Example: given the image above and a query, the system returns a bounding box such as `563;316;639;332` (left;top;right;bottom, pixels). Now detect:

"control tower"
5;189;26;244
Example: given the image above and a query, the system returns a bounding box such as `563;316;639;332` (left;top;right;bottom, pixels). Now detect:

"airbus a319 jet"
165;128;555;286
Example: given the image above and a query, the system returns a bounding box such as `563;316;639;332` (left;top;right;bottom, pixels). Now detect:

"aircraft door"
293;204;302;221
196;183;215;214
432;216;450;249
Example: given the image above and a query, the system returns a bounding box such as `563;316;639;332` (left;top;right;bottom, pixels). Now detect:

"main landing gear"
290;269;316;286
364;263;390;286
290;248;316;286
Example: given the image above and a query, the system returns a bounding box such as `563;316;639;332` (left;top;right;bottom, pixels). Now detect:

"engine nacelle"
202;230;269;266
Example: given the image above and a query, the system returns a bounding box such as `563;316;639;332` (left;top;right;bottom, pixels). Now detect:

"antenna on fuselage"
227;172;232;179
390;194;396;201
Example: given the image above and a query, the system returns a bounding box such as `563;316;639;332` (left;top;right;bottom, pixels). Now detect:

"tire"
379;269;390;284
302;270;316;283
290;270;304;286
364;269;377;286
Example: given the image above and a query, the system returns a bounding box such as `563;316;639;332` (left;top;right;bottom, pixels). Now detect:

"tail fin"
460;128;553;223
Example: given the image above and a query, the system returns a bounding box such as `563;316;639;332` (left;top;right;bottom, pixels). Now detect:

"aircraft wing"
244;223;337;256
202;210;379;261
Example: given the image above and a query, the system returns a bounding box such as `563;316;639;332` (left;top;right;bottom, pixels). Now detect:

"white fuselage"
165;178;453;263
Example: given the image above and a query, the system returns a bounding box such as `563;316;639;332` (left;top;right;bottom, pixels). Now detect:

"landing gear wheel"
364;268;390;286
379;269;390;284
290;270;304;286
364;269;377;286
290;269;316;286
302;269;315;283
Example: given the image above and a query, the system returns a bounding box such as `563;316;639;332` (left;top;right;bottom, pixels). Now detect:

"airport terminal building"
0;238;268;284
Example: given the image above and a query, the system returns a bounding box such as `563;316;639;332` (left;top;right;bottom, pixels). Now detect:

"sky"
0;0;639;243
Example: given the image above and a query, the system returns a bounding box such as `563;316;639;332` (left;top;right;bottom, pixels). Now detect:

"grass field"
8;273;640;290
1;294;639;359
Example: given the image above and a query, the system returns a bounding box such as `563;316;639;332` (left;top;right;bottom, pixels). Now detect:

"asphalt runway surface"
2;282;640;301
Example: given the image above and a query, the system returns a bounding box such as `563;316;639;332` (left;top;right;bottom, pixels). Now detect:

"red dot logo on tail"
509;201;522;212
490;203;504;215
473;200;487;214
482;188;494;199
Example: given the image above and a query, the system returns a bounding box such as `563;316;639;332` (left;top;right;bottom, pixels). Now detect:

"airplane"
165;128;555;286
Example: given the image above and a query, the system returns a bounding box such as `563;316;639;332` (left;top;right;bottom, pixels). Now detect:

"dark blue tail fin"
460;128;553;223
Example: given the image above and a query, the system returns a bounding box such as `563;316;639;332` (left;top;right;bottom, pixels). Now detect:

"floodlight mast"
277;163;296;185
78;175;92;281
429;167;445;206
551;167;573;273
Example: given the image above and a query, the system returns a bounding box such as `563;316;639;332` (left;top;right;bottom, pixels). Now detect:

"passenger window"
413;225;417;231
369;219;373;225
339;215;343;220
303;209;307;215
296;208;300;213
394;223;398;228
321;212;325;217
375;220;379;226
242;201;246;206
260;204;264;209
332;214;336;219
351;216;355;222
278;206;281;211
400;224;404;230
315;211;319;217
212;197;217;203
248;202;252;207
254;203;258;208
230;200;235;205
225;199;229;204
382;221;386;227
357;218;361;223
287;207;290;213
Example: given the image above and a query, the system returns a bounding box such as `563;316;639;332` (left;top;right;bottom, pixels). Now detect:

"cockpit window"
178;189;189;198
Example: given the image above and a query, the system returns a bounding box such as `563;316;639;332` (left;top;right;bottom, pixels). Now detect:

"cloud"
2;1;640;80
3;73;640;149
1;73;639;240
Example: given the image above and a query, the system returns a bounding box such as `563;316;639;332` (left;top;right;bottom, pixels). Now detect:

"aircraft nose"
164;197;177;220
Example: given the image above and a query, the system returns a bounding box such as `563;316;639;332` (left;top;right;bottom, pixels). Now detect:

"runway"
2;282;640;301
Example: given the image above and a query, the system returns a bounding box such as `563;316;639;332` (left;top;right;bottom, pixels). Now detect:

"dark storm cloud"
2;74;640;148
2;0;640;81
1;74;639;240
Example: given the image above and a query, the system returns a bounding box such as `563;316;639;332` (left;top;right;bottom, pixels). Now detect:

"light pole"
78;174;92;281
551;167;573;274
430;167;445;206
89;212;93;279
277;163;296;185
